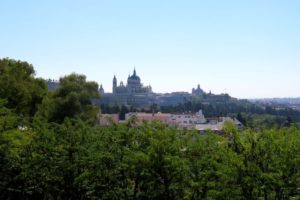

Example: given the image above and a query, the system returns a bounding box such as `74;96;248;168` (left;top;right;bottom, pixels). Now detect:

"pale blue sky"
1;0;299;98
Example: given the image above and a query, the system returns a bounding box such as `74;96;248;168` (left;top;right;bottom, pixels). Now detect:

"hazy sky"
1;0;299;98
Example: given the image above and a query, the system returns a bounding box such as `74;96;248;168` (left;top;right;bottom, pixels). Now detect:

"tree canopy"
36;73;100;124
0;58;47;118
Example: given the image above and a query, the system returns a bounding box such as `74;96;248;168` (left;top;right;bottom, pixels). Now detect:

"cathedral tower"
113;75;117;94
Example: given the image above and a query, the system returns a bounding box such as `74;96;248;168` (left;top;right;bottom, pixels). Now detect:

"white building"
115;110;243;132
195;117;243;133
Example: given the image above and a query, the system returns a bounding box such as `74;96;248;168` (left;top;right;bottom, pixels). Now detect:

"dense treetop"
36;73;100;124
0;58;47;118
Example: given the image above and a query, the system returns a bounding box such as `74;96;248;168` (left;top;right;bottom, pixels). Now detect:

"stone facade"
113;69;152;94
100;69;155;107
47;69;207;108
121;110;243;131
99;69;207;107
47;79;59;91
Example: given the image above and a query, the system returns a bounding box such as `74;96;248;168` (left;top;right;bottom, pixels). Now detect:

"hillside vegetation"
1;58;299;199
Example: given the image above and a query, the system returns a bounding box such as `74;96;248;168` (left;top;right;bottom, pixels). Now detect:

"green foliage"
184;132;242;199
36;73;100;124
0;99;20;132
239;112;289;129
1;117;300;199
0;58;47;118
0;128;32;199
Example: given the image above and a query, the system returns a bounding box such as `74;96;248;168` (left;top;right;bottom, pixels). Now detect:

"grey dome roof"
128;69;140;81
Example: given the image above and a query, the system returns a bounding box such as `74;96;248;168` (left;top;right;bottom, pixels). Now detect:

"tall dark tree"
0;58;47;118
37;73;100;123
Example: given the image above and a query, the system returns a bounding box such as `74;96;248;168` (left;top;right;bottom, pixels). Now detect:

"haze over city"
1;0;299;98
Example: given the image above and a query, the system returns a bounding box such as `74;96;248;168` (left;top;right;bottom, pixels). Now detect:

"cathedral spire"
133;67;136;76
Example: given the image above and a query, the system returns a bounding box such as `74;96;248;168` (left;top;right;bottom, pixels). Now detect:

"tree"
36;73;100;123
184;131;242;199
0;128;32;199
0;58;47;118
119;105;129;120
236;112;246;125
0;99;20;132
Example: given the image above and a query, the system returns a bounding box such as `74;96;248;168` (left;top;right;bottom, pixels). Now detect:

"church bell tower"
113;75;117;94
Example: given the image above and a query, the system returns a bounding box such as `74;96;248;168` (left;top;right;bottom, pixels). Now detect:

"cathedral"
47;68;207;108
192;84;205;95
99;69;155;107
112;69;152;94
98;68;208;107
41;69;207;108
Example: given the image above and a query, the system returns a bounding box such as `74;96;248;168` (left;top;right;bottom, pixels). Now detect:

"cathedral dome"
127;69;141;82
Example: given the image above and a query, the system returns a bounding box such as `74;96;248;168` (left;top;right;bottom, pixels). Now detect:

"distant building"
125;112;170;124
99;69;206;107
168;110;207;128
195;117;243;134
192;84;205;95
99;84;105;94
98;114;119;126
47;69;208;108
116;110;243;132
113;69;152;95
155;92;191;106
100;69;155;107
47;79;59;91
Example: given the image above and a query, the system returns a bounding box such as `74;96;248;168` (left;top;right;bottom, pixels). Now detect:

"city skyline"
1;0;300;98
